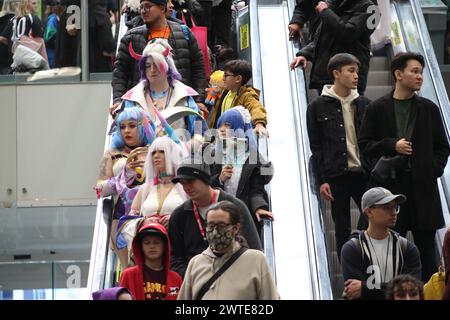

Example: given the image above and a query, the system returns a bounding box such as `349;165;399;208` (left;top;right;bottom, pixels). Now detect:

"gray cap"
361;187;406;210
172;156;211;185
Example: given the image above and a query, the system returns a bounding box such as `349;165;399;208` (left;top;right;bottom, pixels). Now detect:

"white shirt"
366;232;394;283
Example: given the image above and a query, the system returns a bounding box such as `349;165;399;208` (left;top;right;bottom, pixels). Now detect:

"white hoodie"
321;85;362;170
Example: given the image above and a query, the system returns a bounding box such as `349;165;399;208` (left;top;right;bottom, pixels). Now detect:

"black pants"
396;228;437;282
393;173;437;282
212;0;232;47
328;171;367;260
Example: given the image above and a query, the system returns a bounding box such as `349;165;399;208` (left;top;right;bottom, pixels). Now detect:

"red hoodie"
119;222;182;300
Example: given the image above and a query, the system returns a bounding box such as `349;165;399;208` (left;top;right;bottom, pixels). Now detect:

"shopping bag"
182;13;211;79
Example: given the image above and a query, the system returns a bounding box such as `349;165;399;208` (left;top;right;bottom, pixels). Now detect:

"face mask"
206;225;234;252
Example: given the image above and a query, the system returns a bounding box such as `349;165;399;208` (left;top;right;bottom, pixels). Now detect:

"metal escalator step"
369;56;389;71
367;70;392;86
332;251;342;275
365;85;392;101
332;274;345;300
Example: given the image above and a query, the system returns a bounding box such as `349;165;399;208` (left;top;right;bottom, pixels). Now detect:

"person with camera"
209;106;274;231
358;52;450;282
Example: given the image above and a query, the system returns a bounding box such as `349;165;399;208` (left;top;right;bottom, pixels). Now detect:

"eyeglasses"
224;73;236;78
140;3;158;12
205;222;233;231
371;204;400;214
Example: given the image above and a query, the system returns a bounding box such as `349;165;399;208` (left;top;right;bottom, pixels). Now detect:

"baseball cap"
361;187;406;210
172;157;211;185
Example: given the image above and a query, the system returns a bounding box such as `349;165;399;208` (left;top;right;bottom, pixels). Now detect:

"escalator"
300;0;450;299
86;6;283;298
87;0;450;300
247;0;333;299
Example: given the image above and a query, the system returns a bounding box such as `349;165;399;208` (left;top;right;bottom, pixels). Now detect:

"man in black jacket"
307;53;370;258
111;0;207;116
358;52;450;282
288;0;321;42
168;158;262;278
290;0;378;95
341;187;421;300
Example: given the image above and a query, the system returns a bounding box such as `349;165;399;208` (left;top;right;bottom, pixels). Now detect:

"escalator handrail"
248;0;276;281
286;0;333;300
86;14;129;299
406;0;450;214
249;0;332;299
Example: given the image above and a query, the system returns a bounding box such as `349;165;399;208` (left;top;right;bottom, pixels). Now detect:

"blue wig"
216;107;257;151
110;102;156;150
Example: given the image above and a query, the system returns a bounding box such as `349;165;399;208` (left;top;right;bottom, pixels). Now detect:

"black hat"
172;157;211;186
136;228;166;243
140;0;168;6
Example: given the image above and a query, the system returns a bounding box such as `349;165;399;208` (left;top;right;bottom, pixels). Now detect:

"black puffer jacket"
112;20;207;103
297;0;376;92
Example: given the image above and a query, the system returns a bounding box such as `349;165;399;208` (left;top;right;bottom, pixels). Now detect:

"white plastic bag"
11;44;49;71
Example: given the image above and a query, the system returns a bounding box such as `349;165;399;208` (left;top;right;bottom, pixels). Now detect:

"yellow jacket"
209;85;268;128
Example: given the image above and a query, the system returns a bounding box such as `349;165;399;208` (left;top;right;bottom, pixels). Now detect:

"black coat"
112;20;207;104
168;189;262;278
297;0;376;91
307;94;371;185
358;93;450;230
210;152;273;227
289;0;321;43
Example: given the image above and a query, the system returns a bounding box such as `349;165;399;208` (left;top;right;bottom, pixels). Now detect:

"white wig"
141;38;180;81
140;136;187;208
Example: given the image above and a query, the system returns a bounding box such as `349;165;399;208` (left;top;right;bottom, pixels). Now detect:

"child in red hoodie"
119;222;182;300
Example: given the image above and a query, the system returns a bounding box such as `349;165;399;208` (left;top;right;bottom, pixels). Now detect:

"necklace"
366;232;390;283
147;86;173;111
150;89;168;100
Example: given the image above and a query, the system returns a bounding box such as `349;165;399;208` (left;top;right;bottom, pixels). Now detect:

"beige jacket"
178;242;279;300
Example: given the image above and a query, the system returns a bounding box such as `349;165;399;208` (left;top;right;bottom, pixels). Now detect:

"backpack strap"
194;247;247;300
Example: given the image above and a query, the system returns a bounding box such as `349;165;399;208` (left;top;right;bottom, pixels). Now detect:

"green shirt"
394;98;412;138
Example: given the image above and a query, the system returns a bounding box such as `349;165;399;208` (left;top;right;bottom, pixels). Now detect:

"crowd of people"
92;0;279;300
290;0;450;301
7;0;445;301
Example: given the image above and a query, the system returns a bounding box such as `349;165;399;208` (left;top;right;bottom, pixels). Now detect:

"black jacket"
289;0;321;43
306;94;371;185
358;93;450;230
112;19;207;104
341;230;421;300
210;151;274;227
168;189;262;278
297;0;376;90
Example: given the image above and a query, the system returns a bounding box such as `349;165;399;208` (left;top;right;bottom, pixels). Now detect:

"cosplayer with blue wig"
215;106;257;164
111;101;156;150
121;38;207;142
210;106;275;226
95;103;157;262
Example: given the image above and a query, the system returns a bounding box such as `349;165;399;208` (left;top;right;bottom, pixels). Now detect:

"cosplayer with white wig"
121;38;207;140
114;136;189;268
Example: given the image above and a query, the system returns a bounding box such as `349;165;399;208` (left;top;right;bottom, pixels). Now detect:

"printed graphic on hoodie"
143;266;166;300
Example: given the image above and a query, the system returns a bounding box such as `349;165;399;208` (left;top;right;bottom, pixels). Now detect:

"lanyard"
193;190;219;240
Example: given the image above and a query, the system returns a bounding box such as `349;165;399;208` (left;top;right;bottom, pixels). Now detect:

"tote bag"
182;13;211;79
